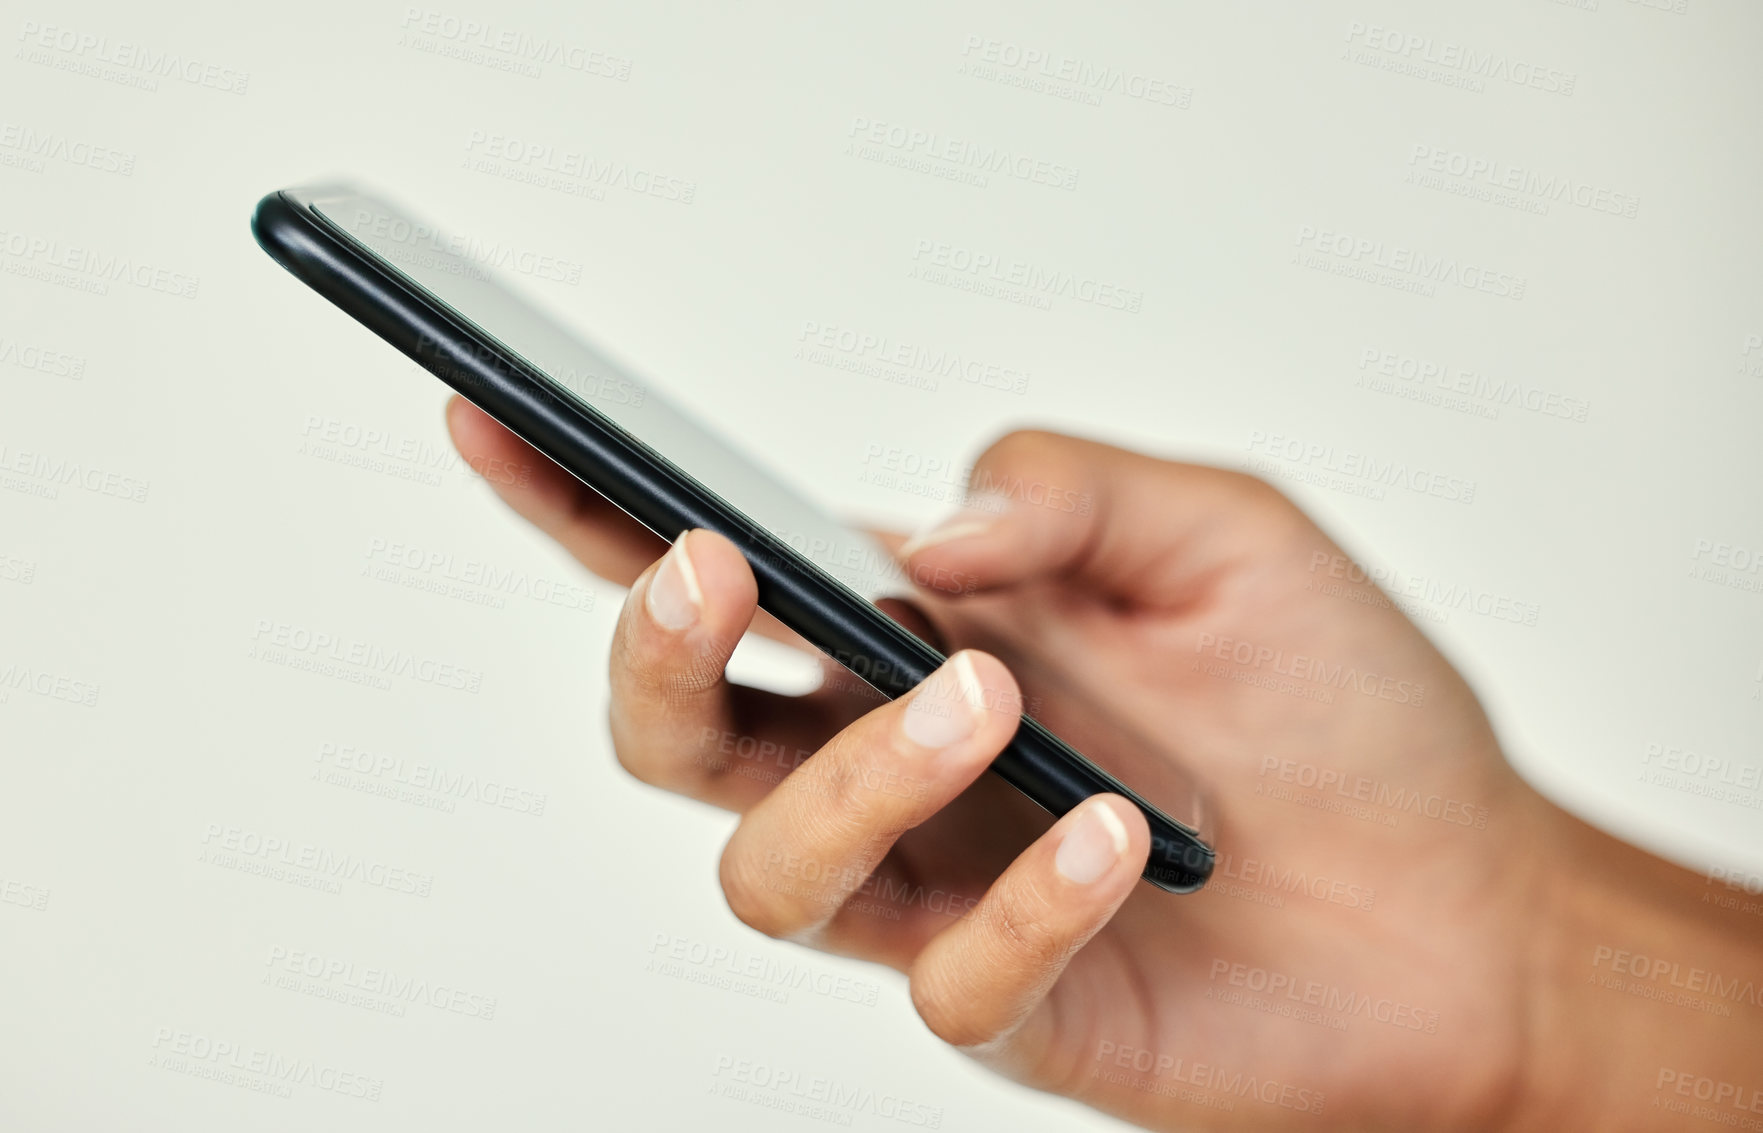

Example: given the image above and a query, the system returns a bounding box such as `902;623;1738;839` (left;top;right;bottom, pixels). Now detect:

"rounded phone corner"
1143;830;1216;894
249;189;298;257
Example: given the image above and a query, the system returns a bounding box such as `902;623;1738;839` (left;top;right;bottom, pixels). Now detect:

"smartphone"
252;185;1214;892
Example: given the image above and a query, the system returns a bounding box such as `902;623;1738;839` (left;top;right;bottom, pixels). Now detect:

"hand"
447;399;1763;1132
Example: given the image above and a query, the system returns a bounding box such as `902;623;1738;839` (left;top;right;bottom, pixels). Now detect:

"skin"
447;398;1763;1132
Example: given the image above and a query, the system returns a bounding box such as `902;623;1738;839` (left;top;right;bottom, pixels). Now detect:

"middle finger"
717;649;1022;946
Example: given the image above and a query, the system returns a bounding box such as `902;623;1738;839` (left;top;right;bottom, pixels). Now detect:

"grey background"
3;0;1760;1128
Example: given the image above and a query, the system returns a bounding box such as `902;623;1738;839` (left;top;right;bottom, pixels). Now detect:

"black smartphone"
252;185;1215;892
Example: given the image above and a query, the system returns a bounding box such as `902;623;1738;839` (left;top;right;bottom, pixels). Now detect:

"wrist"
1513;796;1763;1131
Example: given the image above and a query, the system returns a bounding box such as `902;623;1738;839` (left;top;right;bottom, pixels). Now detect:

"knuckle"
973;428;1060;477
609;733;684;792
1221;469;1309;532
983;882;1064;964
605;714;676;790
1229;468;1295;511
618;644;725;705
609;637;726;720
910;969;996;1049
718;845;801;939
809;732;903;833
603;705;719;794
607;733;657;785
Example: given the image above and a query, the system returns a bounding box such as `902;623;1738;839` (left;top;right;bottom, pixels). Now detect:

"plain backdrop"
3;0;1761;1128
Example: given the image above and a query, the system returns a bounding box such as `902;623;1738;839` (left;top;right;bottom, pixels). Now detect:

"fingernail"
645;536;703;631
902;652;987;749
1055;800;1129;885
899;493;1013;557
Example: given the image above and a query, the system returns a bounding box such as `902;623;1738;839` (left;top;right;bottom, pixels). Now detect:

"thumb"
898;429;1314;604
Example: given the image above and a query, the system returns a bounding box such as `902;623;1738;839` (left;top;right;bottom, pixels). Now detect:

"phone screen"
310;192;909;605
298;189;1212;860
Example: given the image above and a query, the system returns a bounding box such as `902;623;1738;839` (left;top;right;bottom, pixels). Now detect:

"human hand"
446;399;1763;1131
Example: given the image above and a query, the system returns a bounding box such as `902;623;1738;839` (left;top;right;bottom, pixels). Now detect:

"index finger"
446;395;831;651
445;395;667;585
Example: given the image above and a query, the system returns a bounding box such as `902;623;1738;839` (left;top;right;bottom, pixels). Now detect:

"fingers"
447;396;825;652
898;428;1311;603
908;795;1147;1057
446;395;669;585
608;529;862;812
717;650;1022;944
